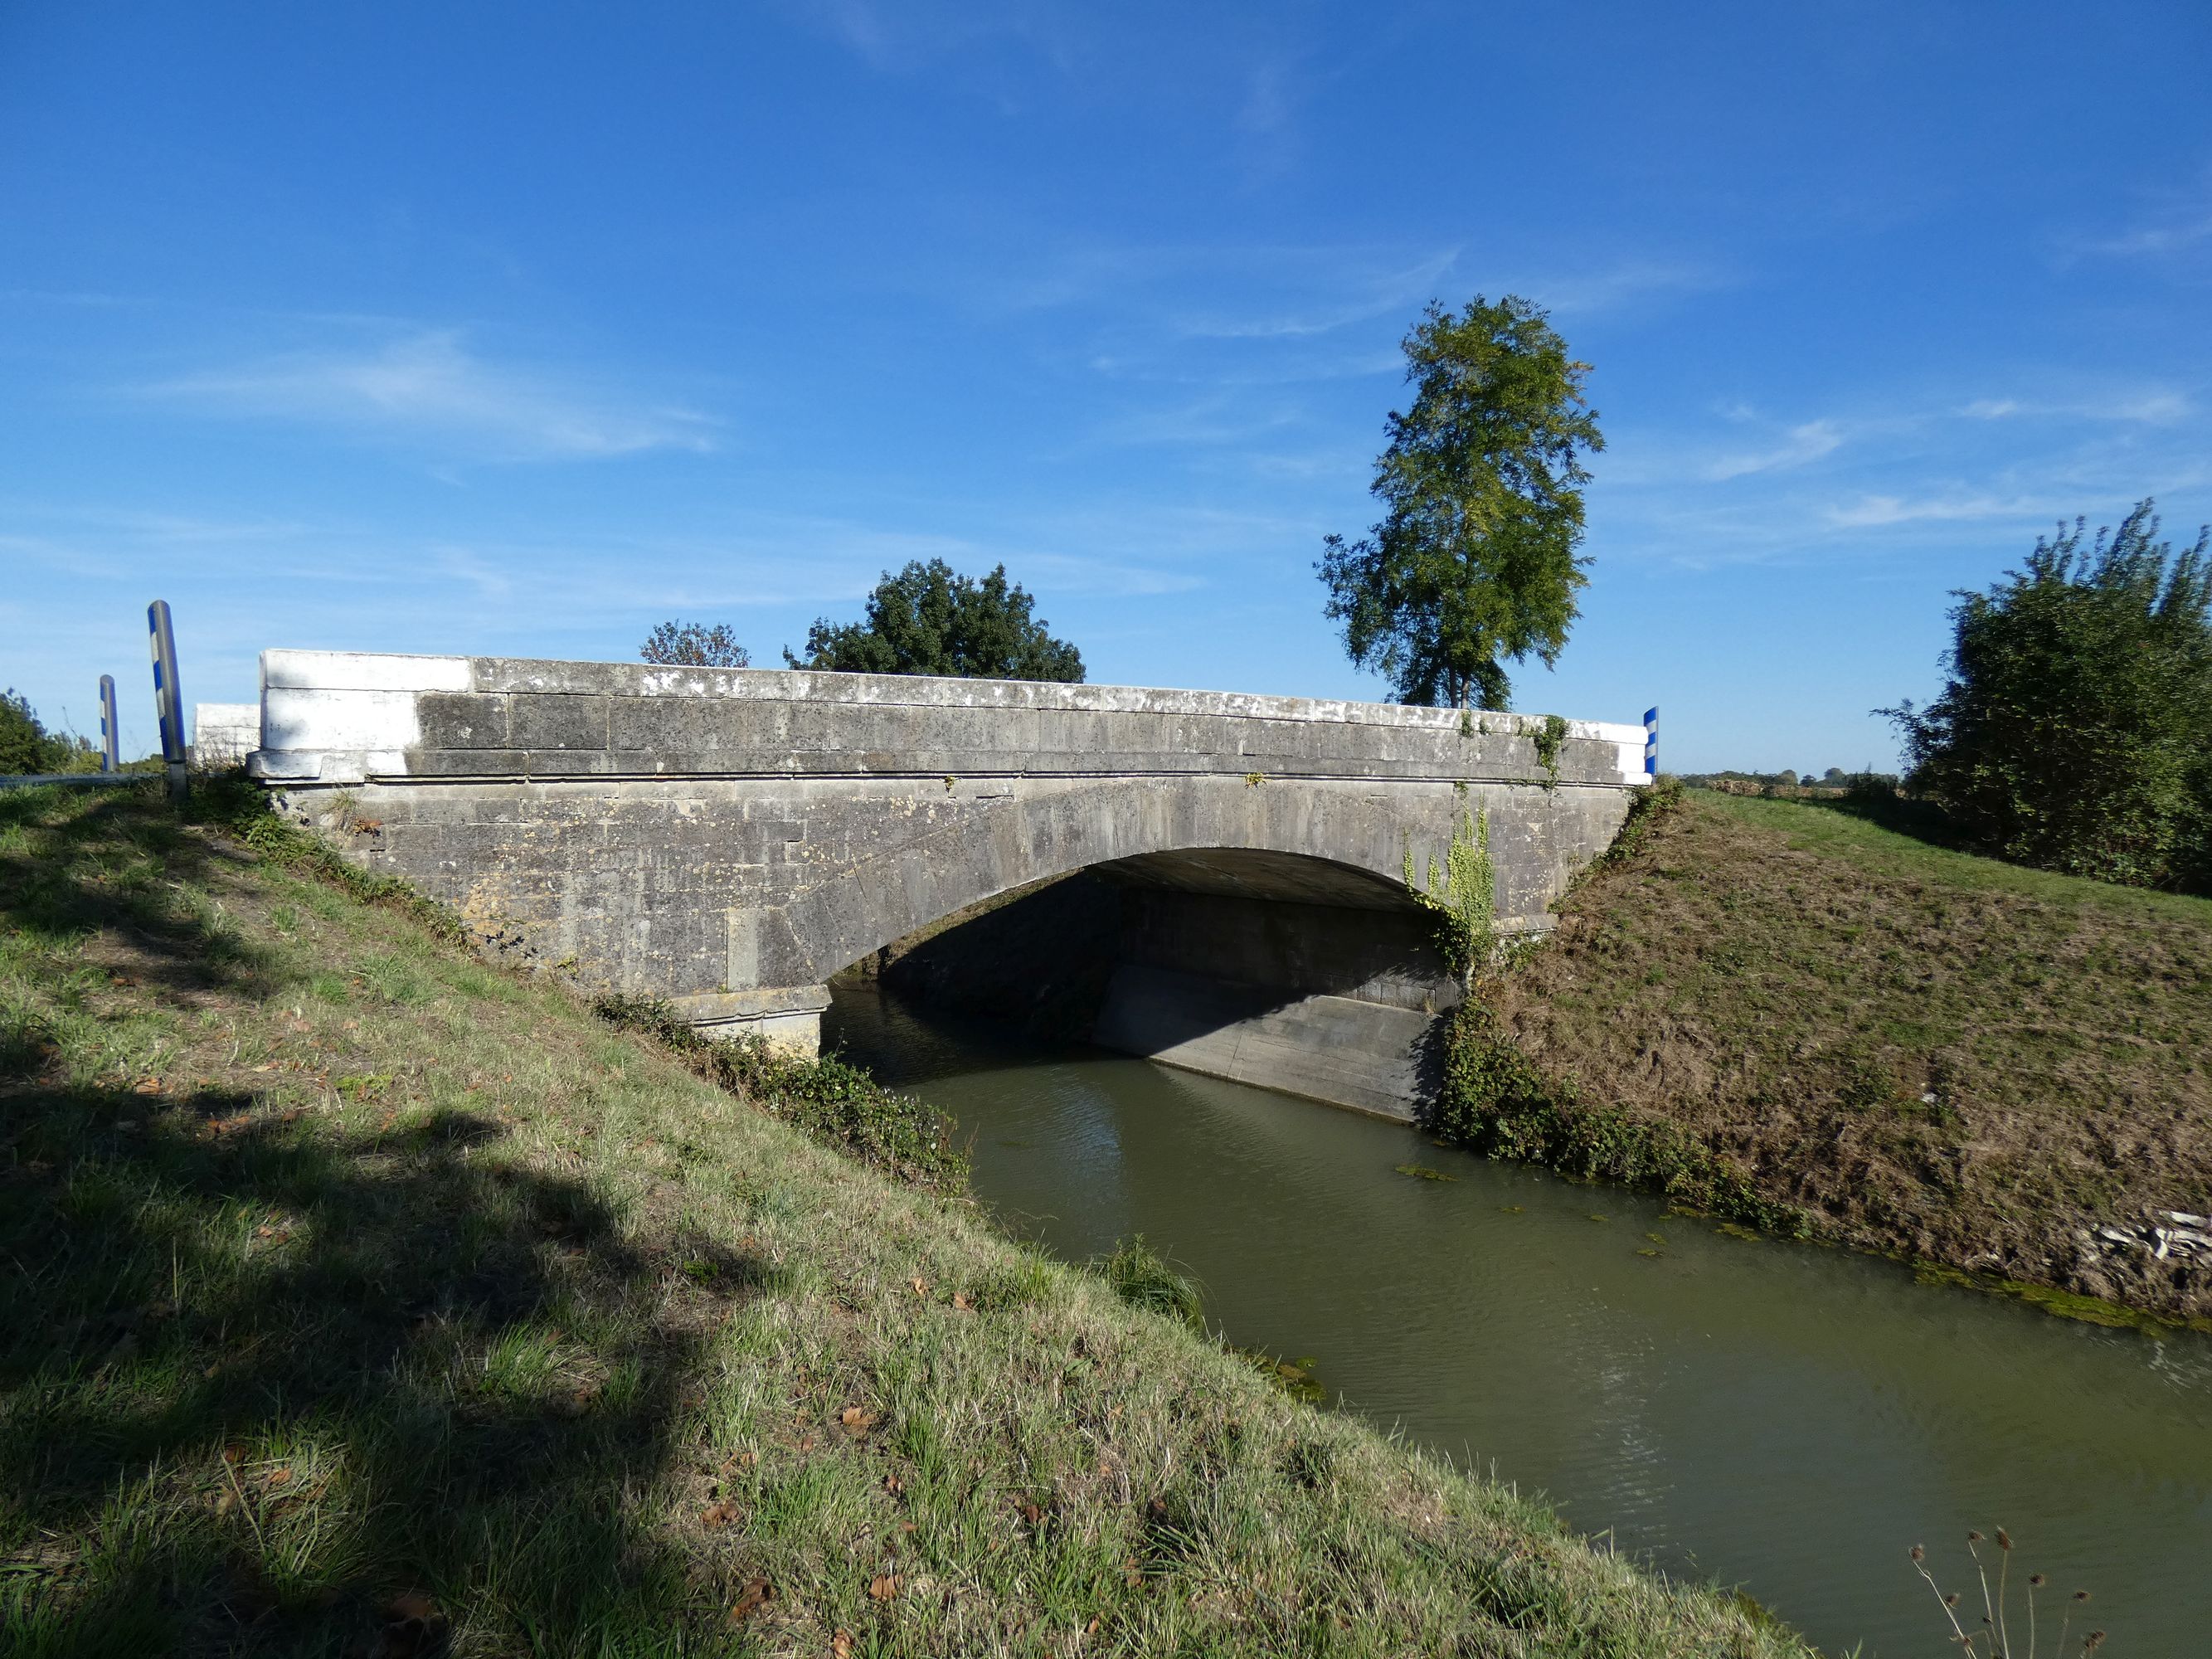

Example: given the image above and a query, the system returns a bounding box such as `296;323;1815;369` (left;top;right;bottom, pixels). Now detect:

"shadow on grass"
0;788;770;1657
1730;786;1966;854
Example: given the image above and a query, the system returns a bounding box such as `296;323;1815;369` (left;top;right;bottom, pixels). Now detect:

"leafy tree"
1318;294;1603;709
785;560;1083;683
0;690;96;776
1884;500;2212;890
640;620;750;668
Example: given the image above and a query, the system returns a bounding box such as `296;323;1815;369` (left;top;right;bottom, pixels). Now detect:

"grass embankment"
0;782;1808;1657
1444;784;2212;1326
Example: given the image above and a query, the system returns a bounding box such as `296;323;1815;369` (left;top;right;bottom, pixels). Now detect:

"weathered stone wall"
250;649;1646;1080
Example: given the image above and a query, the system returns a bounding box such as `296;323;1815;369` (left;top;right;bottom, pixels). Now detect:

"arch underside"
766;776;1446;994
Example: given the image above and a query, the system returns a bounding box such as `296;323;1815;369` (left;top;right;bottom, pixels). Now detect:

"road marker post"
1644;707;1657;778
98;674;119;773
148;601;187;801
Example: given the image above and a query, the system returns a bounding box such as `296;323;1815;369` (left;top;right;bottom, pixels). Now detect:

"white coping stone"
270;649;1655;746
260;649;473;693
192;703;261;755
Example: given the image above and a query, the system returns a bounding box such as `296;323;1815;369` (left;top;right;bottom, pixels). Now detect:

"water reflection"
826;985;2212;1657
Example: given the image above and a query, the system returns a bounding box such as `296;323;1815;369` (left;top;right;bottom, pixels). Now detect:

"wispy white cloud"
1959;388;2190;423
1821;492;2046;529
1705;419;1845;481
788;0;1091;74
138;331;717;461
1519;259;1733;318
2094;216;2212;256
2064;163;2212;262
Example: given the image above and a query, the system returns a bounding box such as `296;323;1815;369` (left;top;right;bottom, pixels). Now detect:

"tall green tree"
1884;500;2212;890
1318;295;1603;709
785;560;1083;683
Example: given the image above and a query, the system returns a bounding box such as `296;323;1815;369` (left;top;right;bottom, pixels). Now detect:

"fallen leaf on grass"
265;1467;291;1486
832;1632;853;1658
868;1574;901;1602
109;974;137;987
882;1473;903;1495
908;1277;928;1297
839;1406;878;1435
221;1443;246;1465
702;1501;738;1528
377;1590;446;1658
950;1292;973;1311
1019;1501;1043;1528
554;1384;600;1418
130;1078;163;1095
729;1577;772;1623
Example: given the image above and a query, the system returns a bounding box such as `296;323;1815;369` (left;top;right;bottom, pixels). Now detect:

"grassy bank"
0;782;1808;1657
1445;783;2212;1326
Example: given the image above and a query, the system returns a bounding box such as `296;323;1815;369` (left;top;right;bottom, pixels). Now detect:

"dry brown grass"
1494;790;2212;1321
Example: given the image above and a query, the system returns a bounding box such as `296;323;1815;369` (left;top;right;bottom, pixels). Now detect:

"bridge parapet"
250;650;1646;789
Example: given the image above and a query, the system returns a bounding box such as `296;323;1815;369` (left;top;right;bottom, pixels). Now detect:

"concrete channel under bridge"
246;650;1648;1120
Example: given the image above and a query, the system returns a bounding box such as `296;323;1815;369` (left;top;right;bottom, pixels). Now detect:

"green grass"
1459;782;2212;1325
0;783;1811;1657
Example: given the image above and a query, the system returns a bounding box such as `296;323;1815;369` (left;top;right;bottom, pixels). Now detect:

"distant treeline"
1680;768;1902;800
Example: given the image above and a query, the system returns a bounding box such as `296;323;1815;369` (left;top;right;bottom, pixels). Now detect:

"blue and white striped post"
1643;707;1658;778
98;674;119;773
148;601;187;801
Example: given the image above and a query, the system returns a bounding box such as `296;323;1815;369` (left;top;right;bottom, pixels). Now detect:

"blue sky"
5;2;2209;771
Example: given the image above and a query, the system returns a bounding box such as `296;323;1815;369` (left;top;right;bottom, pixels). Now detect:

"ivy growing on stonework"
1403;809;1495;984
1531;713;1571;791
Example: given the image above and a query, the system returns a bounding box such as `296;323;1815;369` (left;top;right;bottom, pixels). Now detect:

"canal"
825;984;2212;1656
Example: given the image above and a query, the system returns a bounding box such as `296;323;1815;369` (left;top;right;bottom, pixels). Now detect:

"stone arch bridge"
250;650;1646;1118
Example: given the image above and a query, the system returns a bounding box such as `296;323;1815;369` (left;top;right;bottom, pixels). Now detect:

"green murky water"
825;985;2212;1656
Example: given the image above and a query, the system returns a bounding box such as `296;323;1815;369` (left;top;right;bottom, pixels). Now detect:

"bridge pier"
250;649;1649;1116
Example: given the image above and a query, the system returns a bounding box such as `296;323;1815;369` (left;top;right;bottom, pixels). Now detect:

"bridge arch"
751;774;1445;996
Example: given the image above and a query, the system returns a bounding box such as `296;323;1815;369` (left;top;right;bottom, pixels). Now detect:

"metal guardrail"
0;771;161;792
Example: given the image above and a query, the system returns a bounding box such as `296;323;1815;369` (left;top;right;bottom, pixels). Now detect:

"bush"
1884;500;2212;890
0;690;98;776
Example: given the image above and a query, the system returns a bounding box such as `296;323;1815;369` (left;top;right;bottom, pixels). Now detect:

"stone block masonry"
250;649;1648;1117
